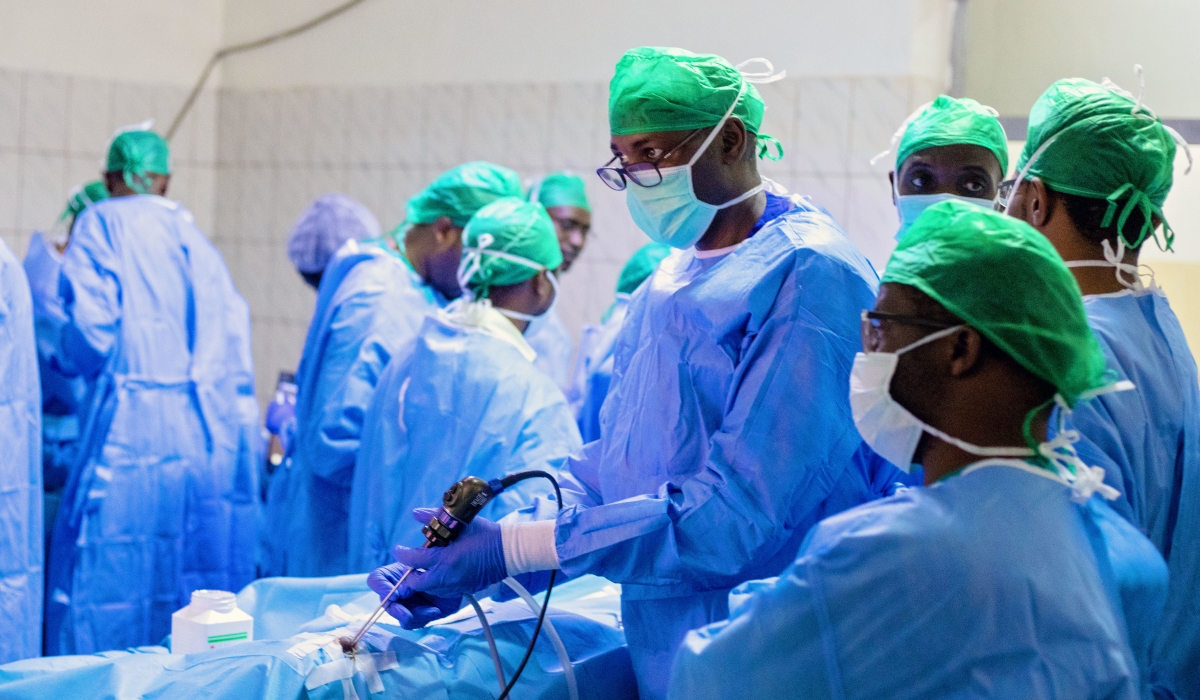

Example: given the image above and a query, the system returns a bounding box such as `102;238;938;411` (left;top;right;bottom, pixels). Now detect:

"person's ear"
154;174;171;197
432;217;461;250
533;270;552;300
947;327;985;378
888;171;897;205
720;117;748;164
1025;177;1054;229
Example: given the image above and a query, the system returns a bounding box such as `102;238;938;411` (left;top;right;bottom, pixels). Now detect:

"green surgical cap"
61;180;109;221
406;161;523;228
1015;78;1178;249
530;172;590;212
616;242;671;295
882;199;1108;406
462;197;562;298
896;95;1008;174
608;47;782;160
106;130;171;194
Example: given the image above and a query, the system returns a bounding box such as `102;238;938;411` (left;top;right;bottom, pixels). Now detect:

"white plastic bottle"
171;590;255;654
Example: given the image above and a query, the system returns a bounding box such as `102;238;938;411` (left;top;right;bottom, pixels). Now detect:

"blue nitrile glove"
264;391;296;435
391;508;507;599
366;562;463;629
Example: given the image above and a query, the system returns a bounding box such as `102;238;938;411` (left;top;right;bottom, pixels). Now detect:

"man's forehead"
876;283;935;313
901;144;1000;173
611;130;694;149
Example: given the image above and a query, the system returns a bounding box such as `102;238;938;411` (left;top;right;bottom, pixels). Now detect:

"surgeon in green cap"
268;161;522;577
524;171;592;389
884;94;1008;240
400;161;524;301
352;197;581;570
530;172;592;272
372;47;901;700
669;199;1166;699
104;129;171;197
1004;76;1199;698
46;128;258;654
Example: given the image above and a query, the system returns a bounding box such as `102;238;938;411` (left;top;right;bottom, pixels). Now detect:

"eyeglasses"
996;178;1018;209
861;310;958;350
596;128;704;191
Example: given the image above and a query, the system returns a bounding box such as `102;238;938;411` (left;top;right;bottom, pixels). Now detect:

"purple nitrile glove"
391;508;508;600
366;562;462;629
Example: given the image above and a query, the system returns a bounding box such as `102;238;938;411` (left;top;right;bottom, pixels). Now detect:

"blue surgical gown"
569;297;630;443
533;194;902;699
1067;288;1200;698
272;240;436;577
526;305;573;390
0;238;43;663
669;460;1166;700
22;232;89;529
348;301;582;570
44;195;258;655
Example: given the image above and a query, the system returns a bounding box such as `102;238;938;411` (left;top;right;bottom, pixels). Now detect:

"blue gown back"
44;195;257;655
273;241;435;577
1069;288;1200;698
669;461;1167;700
348;301;582;571
22;232;89;531
0;238;42;663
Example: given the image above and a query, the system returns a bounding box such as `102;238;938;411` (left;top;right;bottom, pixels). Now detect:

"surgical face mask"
894;193;996;241
892;169;994;241
624;81;764;250
850;322;1036;471
502;270;559;331
456;233;559;329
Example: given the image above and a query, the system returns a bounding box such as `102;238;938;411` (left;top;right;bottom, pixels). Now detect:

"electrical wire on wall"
165;0;373;140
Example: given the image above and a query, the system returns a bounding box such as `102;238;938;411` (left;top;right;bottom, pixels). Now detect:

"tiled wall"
0;69;217;256
0;67;942;405
215;76;943;401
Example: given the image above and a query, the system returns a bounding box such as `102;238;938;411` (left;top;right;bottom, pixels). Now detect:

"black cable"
495;470;563;700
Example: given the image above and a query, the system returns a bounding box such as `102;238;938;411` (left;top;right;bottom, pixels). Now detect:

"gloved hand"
264;392;296;435
391;508;507;599
367;563;462;629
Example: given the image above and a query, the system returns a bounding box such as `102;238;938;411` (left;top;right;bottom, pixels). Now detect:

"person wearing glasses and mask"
366;46;903;700
523;172;592;389
670;201;1166;700
881;95;1008;240
1003;77;1198;699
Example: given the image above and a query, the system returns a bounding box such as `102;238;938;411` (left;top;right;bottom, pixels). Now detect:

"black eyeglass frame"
860;309;960;349
595;128;706;191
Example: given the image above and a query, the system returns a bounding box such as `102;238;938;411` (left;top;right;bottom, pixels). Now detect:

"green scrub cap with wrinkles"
61;180;109;221
405;161;523;229
608;47;784;160
106;130;171;194
1015;77;1180;250
895;95;1008;174
616;242;671;295
530;172;591;212
460;197;563;299
882;199;1110;408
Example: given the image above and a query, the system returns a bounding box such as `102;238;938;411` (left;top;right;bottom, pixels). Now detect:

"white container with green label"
170;589;255;655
